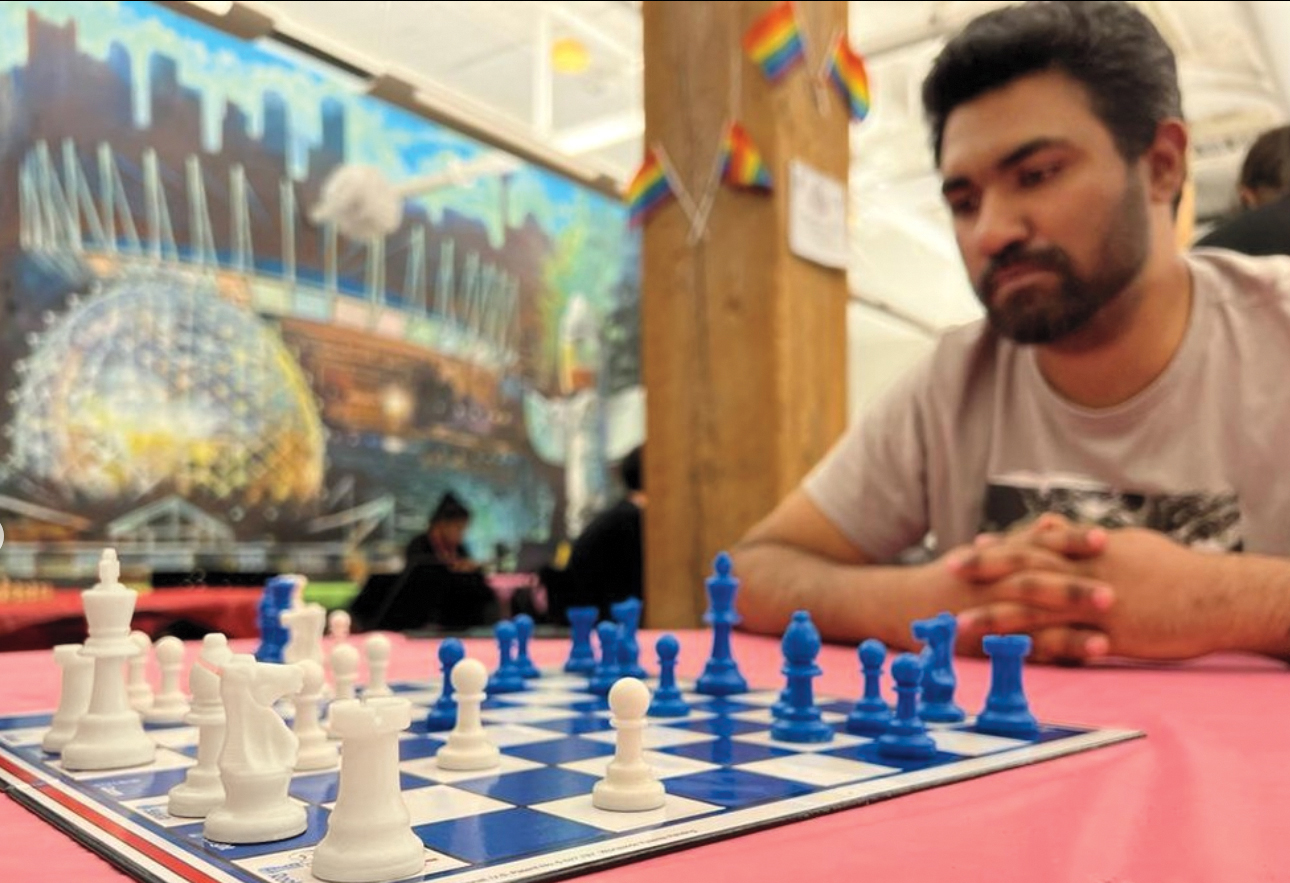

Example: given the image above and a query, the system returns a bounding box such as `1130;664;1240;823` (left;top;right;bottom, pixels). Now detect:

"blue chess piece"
610;598;647;678
254;575;294;663
648;634;690;717
846;639;893;736
694;552;749;696
486;620;526;695
770;611;833;743
564;606;598;674
512;613;541;679
589;621;622;696
913;612;965;723
976;634;1040;738
877;653;937;760
425;638;465;731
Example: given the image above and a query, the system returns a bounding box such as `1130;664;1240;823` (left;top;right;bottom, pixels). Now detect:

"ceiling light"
552;37;591;74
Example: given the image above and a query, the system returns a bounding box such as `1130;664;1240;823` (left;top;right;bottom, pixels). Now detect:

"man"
549;445;645;623
1195;125;1290;257
733;1;1290;664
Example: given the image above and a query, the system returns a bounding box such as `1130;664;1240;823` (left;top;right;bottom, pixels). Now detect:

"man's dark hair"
430;491;470;524
620;445;643;493
1240;125;1290;197
922;1;1182;164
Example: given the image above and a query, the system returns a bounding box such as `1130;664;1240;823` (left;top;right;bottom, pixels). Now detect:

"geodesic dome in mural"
8;268;325;509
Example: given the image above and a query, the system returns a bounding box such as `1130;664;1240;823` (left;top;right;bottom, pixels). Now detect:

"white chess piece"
204;655;306;844
310;697;425;883
294;660;338;770
62;549;156;771
42;644;94;754
168;634;234;818
331;643;360;701
327;643;361;740
127;631;154;713
328;610;352;644
434;658;499;771
144;636;191;724
363;634;393;698
283;601;326;667
592;677;665;812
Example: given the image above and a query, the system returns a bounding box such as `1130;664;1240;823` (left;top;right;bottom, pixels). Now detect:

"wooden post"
641;1;849;628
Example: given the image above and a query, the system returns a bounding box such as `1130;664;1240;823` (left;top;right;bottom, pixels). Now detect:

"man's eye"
1018;164;1060;187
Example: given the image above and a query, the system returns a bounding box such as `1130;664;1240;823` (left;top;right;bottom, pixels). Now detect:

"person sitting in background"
547;445;645;623
1195;125;1290;256
405;492;481;573
357;491;497;632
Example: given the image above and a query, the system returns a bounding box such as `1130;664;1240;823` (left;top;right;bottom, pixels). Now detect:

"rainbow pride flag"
742;2;804;82
828;35;871;121
625;149;674;226
720;122;773;191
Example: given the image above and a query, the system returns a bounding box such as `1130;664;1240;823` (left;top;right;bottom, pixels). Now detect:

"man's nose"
972;192;1030;259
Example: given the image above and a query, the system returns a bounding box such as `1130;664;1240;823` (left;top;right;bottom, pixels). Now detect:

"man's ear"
1145;119;1189;206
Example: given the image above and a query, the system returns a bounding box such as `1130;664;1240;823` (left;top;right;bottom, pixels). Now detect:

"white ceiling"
208;0;1290;329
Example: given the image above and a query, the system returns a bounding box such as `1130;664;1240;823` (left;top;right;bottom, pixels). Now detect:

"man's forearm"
1212;552;1290;660
730;541;943;650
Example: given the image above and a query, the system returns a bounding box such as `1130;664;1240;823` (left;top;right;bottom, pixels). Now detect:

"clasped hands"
935;514;1230;663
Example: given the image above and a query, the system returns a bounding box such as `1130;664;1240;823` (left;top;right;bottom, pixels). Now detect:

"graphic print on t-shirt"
981;474;1243;552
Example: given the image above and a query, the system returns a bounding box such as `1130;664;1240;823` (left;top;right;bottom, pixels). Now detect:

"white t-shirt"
804;250;1290;561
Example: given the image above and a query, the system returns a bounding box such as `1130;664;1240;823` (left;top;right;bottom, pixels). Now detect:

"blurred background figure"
350;491;497;632
405;492;481;574
1196;125;1290;256
545;445;645;623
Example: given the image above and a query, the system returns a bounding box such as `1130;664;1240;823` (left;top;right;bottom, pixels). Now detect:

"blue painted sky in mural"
0;0;627;250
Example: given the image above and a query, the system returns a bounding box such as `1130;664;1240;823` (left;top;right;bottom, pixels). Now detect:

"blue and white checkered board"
0;670;1140;883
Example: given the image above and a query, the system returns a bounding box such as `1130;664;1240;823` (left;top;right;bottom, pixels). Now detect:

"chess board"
0;670;1141;883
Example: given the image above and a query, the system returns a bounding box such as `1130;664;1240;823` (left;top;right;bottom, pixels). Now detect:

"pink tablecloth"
0;631;1284;883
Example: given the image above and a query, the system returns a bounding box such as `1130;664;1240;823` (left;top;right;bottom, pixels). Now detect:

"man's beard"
975;175;1150;345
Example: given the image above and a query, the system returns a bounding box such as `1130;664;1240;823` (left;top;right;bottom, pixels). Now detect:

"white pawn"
328;643;360;740
127;631;154;713
331;643;360;701
592;678;665;812
42;644;94;754
363;634;392;698
168;634;233;818
310;698;424;883
328;610;352;644
144;636;191;724
435;658;499;771
294;660;338;770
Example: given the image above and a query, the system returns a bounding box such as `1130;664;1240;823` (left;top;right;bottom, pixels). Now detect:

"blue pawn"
512;613;541;679
770;611;832;743
846;639;893;736
588;621;622;696
425;638;465;731
648;634;690;717
564;606;598;674
486;620;526;695
976;634;1040;738
876;653;937;760
254;575;294;663
610;598;648;679
913;612;965;723
694;552;748;696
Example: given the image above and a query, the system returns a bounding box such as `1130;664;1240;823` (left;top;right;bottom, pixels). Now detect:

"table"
0;631;1284;882
0;588;262;652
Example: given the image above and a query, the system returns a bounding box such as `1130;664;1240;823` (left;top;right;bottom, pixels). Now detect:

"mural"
0;1;643;581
